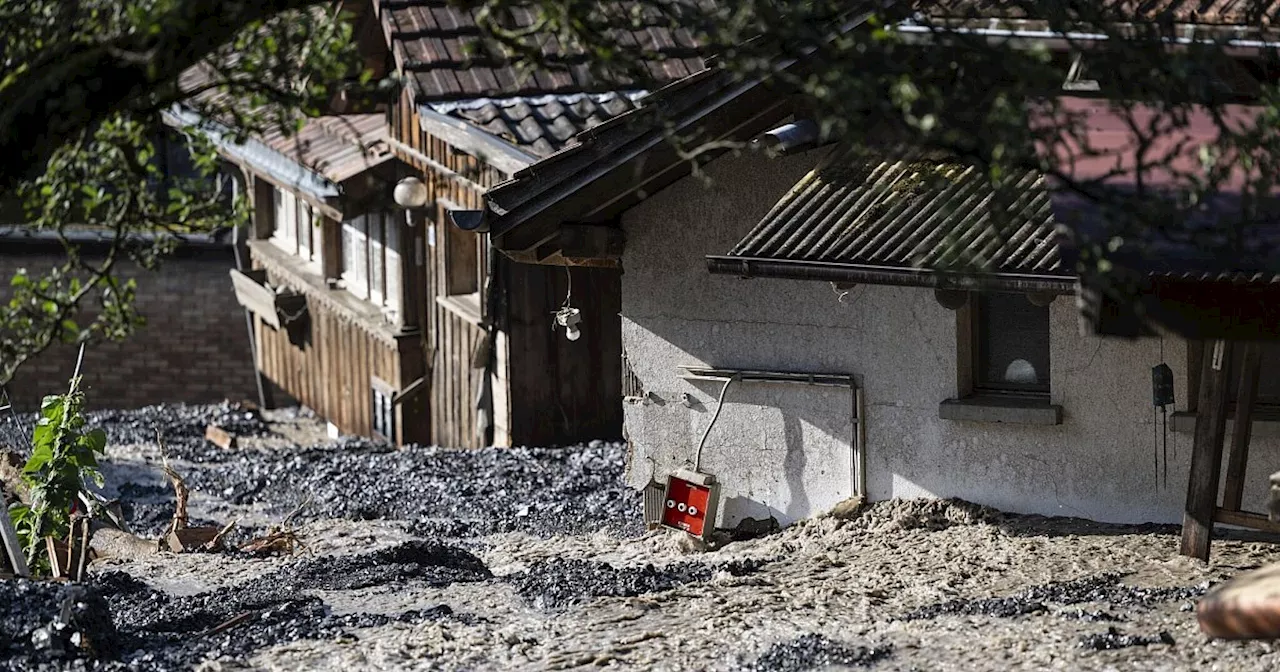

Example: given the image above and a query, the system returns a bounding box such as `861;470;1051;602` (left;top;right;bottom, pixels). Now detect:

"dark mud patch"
509;558;764;609
268;540;492;591
900;573;1208;621
89;541;487;669
1059;608;1123;622
1078;627;1175;650
741;634;892;671
0;580;118;669
94;571;455;670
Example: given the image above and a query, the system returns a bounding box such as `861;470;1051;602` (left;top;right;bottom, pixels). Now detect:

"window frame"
339;209;404;321
968;291;1052;398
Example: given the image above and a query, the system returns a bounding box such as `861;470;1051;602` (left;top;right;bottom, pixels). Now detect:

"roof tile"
382;0;710;101
429;91;646;157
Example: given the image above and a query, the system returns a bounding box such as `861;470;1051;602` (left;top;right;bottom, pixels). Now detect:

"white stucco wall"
620;149;1280;528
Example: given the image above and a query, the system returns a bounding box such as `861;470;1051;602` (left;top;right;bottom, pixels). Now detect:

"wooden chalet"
173;0;707;448
370;0;705;447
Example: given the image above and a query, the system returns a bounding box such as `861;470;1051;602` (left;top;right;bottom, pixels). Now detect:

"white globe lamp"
393;176;429;209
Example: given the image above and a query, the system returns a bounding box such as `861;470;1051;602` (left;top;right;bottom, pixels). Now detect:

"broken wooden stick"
199;611;256;637
156;428;189;537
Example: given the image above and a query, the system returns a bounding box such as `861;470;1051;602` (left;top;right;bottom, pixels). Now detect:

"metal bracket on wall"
675;365;867;499
677;365;856;389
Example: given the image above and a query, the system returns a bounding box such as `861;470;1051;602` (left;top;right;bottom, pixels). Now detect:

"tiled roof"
172;63;393;191
255;114;394;184
380;0;707;101
427;91;646;157
724;145;1068;280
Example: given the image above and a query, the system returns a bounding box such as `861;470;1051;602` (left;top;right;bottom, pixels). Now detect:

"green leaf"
83;428;107;453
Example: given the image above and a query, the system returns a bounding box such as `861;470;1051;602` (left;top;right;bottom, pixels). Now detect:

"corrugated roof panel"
728;145;1069;278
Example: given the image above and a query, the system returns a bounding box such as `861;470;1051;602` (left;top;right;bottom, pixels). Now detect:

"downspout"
473;240;502;446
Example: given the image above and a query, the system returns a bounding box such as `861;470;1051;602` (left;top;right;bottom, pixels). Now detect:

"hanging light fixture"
551;267;582;341
393;176;429;209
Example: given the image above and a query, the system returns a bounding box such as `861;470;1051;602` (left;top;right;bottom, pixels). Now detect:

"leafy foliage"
0;0;373;386
8;376;106;574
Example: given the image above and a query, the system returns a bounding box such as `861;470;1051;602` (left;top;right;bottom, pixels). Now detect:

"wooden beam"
1182;339;1235;561
534;225;625;263
1225;343;1262;511
1214;507;1280;535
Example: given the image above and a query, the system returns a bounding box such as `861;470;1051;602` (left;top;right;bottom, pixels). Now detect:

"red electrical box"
660;469;720;540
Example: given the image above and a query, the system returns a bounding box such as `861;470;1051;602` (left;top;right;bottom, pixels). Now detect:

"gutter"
894;21;1280;54
0;225;231;249
162;106;341;203
706;255;1076;293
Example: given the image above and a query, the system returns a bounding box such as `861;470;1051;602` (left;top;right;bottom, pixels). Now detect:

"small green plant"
7;375;106;575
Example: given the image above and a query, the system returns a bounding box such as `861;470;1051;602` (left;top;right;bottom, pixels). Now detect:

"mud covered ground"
5;403;1280;671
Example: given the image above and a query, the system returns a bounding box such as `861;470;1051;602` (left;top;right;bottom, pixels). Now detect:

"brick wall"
0;247;258;410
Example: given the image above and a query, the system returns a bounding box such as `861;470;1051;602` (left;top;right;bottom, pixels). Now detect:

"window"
973;292;1051;396
298;201;314;262
371;376;396;443
340;210;402;319
270;188;295;253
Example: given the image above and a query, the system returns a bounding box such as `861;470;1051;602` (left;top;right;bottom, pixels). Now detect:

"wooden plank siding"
255;266;419;442
391;88;623;448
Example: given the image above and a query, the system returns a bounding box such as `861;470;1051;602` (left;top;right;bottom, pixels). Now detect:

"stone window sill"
939;395;1064;425
1169;411;1280;437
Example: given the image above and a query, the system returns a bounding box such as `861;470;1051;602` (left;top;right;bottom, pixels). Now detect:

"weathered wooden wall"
505;264;624;445
255;264;427;443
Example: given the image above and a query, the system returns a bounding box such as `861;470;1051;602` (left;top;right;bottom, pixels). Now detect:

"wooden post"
1182;339;1234;561
1224;343;1261;511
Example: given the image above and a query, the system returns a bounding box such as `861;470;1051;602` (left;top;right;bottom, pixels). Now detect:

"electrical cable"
694;374;739;472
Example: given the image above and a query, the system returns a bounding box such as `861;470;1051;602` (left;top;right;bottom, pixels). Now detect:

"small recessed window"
974;292;1051;396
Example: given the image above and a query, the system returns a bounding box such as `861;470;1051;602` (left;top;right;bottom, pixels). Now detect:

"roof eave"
706;255;1077;293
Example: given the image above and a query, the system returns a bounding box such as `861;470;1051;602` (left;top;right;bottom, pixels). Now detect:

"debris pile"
173;440;642;538
1078;627;1176;650
0;579;117;667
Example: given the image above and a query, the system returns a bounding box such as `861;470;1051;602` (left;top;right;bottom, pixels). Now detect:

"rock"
828;495;866;520
88;521;159;562
0;450;28;506
730;516;780;541
1199;561;1280;639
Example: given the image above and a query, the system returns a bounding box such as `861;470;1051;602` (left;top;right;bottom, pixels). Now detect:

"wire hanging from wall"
552;266;582;341
1152;336;1175;489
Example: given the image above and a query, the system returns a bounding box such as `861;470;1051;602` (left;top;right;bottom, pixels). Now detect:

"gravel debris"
1078;626;1176;650
899;573;1209;621
739;634;892;671
508;558;764;609
0;580;118;669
